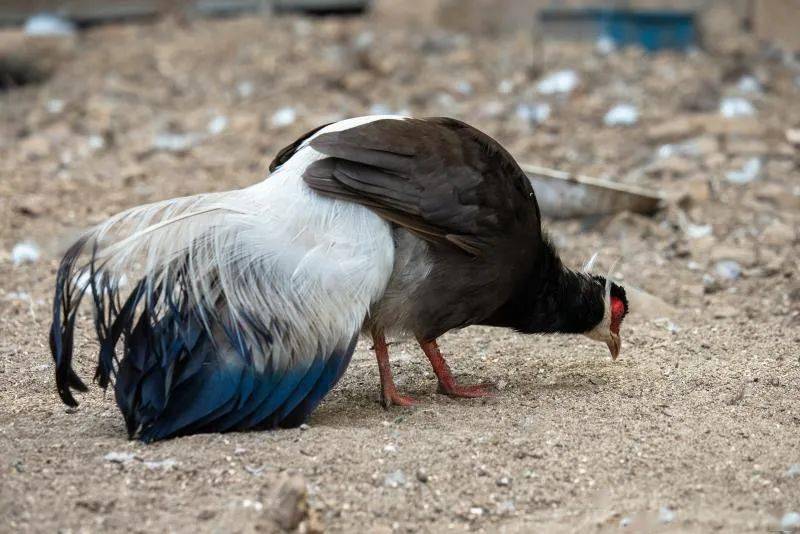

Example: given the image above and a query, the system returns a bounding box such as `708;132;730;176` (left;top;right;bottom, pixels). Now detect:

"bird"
50;115;629;442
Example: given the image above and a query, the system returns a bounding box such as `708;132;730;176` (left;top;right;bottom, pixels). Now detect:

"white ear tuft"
582;252;599;272
604;257;621;299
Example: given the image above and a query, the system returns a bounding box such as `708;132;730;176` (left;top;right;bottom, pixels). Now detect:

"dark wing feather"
303;117;540;256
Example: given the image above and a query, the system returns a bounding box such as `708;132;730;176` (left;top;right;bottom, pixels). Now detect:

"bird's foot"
381;387;415;408
437;381;495;399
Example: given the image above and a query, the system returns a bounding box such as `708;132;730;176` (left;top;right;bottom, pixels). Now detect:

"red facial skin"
610;296;626;335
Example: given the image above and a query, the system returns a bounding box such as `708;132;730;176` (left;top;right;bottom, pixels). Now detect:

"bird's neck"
483;241;605;334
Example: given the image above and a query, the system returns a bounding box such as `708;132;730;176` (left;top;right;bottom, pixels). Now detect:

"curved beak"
607;333;621;361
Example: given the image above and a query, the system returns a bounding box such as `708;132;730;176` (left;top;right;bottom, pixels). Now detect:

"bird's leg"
372;330;414;408
418;339;494;398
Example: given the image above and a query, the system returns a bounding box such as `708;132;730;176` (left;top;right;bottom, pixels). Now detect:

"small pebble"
237;81;254;98
270;107;297;128
786;464;800;478
104;451;135;463
603;104;638;126
469;506;484;517
715;260;742;281
11;242;40;265
658;506;676;524
537;69;579;95
384;469;406;488
781;512;800;530
144;459;177;470
207;115;228;135
152;132;200;153
496;500;515;515
619;516;632;527
415;468;429;483
719;97;755;118
726;157;761;184
496;476;511;487
299;423;310;431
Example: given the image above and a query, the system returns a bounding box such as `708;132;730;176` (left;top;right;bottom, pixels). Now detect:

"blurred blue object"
539;9;696;52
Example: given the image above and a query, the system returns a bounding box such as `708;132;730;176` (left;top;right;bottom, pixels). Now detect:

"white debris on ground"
515;102;551;126
536;69;579;95
152;132;202;153
658;506;676;524
719;96;755;118
24;13;76;37
11;242;41;265
725;157;761;184
781;512;800;530
207;115;228;135
104;451;136;464
270;107;297;128
383;470;406;488
603;104;639;126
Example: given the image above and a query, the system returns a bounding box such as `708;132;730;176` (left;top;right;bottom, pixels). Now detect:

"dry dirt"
1;10;799;534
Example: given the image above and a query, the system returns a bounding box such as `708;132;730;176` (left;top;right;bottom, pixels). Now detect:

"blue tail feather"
49;244;359;442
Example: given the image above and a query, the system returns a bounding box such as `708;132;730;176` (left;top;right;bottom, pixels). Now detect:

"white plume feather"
582;251;599;272
61;140;395;373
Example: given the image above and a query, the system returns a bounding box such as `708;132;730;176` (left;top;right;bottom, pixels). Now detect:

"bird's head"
583;275;628;360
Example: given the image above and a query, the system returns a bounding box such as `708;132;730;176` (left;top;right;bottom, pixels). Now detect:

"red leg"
418;339;494;398
372;330;414;408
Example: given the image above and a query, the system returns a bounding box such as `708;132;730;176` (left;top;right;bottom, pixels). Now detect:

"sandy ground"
1;11;799;533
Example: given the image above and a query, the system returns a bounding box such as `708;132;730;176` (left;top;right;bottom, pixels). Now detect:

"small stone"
11;242;40;265
382;443;397;453
515;102;551;126
703;274;722;294
619;516;632;527
207;115;228;135
496;500;515;515
496;476;512;487
686;223;712;239
233;447;247;455
270;107;296;128
454;80;473;95
415;468;429;483
88;134;106;151
725;157;761;184
384;470;406;488
104;451;135;463
603;104;638;126
265;474;312;531
198;510;216;521
469;506;485;517
787;128;800;146
715;260;742;280
596;35;616;54
143;459;177;470
786;464;800;478
736;75;761;93
658;506;676;524
152;132;201;153
719;97;755;118
781;512;800;530
237;81;254;98
536;69;579;95
14;197;45;217
25;13;76;36
299;423;310;431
